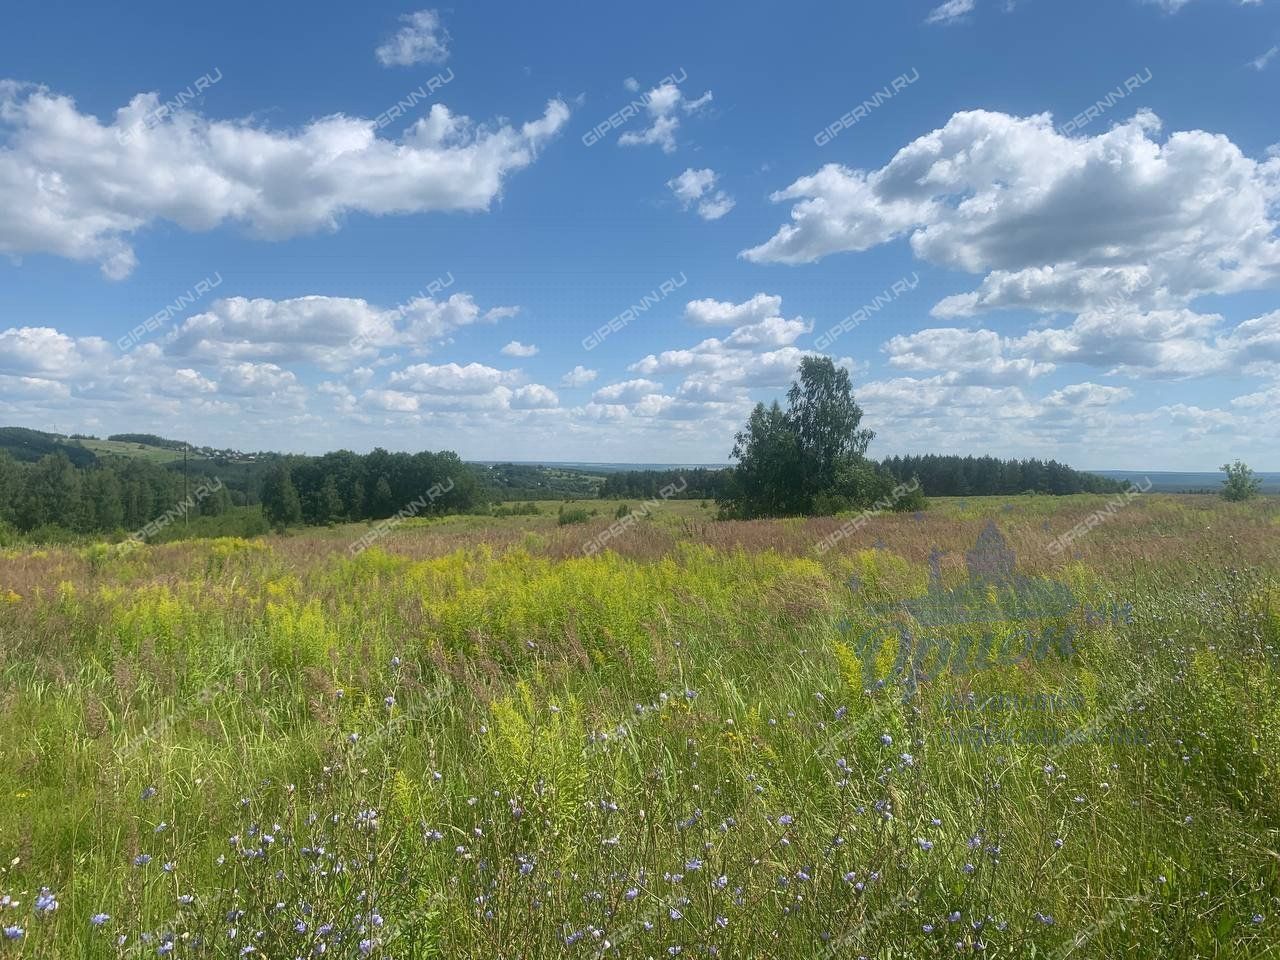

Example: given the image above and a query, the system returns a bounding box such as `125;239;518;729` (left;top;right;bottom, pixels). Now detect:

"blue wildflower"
34;888;58;915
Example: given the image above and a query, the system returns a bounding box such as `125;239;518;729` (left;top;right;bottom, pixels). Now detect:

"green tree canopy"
719;358;893;519
1220;460;1261;502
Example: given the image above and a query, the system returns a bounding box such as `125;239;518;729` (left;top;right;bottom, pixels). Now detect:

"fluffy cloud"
621;290;818;416
0;82;569;277
884;328;1055;384
375;10;450;67
165;293;514;371
592;379;665;404
684;293;783;326
371;360;559;414
666;167;735;220
511;384;559;409
1011;308;1228;378
500;340;539;357
1219;309;1280;374
217;361;300;398
617;82;713;153
746;110;1280;383
560;365;598;387
743;110;1280;311
388;361;521;394
0;326;112;377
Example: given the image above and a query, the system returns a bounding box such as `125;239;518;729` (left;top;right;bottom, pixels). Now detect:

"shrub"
557;507;591;526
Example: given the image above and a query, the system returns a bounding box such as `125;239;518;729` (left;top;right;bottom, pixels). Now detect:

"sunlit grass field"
1;494;1278;958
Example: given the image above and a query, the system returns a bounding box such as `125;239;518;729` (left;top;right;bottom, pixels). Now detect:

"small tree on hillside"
1220;460;1261;502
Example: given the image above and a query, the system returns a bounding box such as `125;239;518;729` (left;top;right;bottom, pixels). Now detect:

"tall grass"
0;496;1277;956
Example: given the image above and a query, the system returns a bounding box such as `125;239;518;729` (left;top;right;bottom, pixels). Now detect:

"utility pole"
184;445;189;529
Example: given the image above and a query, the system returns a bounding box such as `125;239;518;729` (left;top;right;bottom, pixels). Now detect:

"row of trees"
0;451;236;536
258;449;483;529
0;447;485;540
878;454;1123;497
599;468;731;501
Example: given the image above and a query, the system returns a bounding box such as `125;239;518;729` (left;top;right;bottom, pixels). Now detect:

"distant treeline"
599;468;731;500
259;449;483;528
0;419;1127;543
0;451;239;538
0;446;487;541
878;455;1124;496
596;457;1119;500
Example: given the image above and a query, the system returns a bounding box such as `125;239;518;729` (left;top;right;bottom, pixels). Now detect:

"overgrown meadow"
1;494;1278;958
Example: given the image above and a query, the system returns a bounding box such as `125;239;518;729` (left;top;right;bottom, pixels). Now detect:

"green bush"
557;507;591;525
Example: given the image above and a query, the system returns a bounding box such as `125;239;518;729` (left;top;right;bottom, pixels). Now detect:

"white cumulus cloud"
617;82;713;154
375;10;450;67
0;82;569;278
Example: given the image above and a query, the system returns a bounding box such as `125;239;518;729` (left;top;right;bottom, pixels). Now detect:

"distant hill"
0;427;98;467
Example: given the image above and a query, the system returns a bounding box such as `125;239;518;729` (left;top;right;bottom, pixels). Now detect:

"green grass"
0;494;1277;957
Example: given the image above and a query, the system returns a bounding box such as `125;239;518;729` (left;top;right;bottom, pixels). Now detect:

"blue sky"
1;0;1278;468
